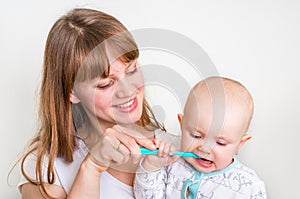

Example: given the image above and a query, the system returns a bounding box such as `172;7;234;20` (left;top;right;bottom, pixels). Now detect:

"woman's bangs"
75;31;139;82
76;45;110;82
105;31;139;63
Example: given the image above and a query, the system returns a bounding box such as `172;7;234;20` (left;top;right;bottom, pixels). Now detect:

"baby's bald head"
184;77;254;136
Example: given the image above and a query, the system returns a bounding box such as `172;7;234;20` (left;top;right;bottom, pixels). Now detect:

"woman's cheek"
133;70;144;88
94;90;112;109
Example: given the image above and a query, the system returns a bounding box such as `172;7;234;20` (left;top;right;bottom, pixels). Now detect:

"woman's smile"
114;97;138;112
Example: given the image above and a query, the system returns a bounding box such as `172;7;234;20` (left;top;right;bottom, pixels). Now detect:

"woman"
19;8;165;198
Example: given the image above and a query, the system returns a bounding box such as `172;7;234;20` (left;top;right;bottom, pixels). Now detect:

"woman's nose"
114;76;135;98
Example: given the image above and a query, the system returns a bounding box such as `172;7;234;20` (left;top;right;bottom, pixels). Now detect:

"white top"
19;129;180;198
134;158;267;199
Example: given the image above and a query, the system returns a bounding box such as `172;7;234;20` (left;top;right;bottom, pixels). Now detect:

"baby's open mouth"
199;157;213;163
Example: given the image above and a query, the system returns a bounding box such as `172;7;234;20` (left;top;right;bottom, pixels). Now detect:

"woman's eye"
127;66;137;75
97;80;114;89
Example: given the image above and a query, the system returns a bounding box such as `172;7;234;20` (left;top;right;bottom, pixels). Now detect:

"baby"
134;76;267;199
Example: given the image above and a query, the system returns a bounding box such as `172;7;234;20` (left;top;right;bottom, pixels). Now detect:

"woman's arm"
68;154;107;199
20;152;107;199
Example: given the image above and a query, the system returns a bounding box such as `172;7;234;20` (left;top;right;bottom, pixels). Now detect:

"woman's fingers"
91;124;157;167
115;143;130;164
88;130;127;165
114;132;141;154
106;127;143;165
112;129;143;165
112;125;157;166
115;125;156;150
135;138;157;150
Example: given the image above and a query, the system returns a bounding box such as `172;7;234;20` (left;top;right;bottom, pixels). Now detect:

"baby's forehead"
189;77;252;106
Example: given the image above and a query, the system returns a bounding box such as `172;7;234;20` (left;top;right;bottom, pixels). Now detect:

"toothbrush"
140;147;199;158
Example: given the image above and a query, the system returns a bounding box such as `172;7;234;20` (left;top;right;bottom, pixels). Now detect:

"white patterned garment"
134;158;267;199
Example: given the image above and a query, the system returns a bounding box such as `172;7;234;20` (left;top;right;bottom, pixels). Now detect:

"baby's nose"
197;139;214;155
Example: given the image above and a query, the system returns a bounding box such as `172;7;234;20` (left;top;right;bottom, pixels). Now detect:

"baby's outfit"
134;158;267;199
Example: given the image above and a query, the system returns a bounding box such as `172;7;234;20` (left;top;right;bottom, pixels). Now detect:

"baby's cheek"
181;136;195;152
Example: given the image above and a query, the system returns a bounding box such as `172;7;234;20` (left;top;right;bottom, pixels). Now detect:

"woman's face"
72;59;144;130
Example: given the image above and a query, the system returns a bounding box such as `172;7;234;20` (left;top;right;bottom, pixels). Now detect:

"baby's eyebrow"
217;136;231;142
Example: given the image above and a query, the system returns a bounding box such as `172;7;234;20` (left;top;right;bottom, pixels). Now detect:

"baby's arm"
134;140;178;199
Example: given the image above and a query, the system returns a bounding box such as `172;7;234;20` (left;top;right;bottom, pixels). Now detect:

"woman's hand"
88;124;157;172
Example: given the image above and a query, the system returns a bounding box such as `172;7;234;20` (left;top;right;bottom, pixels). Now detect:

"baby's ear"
177;113;183;127
70;91;80;104
238;134;252;150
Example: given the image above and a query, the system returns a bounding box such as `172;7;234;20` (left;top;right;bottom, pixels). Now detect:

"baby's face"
180;89;250;173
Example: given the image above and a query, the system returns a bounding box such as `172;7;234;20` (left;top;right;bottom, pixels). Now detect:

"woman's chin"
115;116;141;125
114;109;143;125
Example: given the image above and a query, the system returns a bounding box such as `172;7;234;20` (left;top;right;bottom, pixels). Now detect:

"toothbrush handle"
140;147;199;158
170;151;199;158
140;147;159;155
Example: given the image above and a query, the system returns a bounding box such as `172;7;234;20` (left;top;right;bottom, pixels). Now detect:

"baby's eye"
216;141;227;146
189;132;202;139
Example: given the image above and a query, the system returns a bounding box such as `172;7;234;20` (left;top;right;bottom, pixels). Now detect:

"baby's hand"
141;139;179;172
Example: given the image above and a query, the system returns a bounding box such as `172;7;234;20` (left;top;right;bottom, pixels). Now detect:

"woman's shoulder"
54;137;88;193
20;137;89;193
19;149;60;191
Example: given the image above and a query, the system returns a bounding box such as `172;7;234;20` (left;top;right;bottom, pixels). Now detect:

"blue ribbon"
181;158;238;199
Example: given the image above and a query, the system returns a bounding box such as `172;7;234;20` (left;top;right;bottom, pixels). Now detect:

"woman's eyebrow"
125;60;136;69
100;60;137;80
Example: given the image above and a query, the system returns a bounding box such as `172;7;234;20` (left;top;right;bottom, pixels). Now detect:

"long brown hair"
21;8;164;198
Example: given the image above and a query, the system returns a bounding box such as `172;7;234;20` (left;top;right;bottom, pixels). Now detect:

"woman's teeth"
117;99;134;108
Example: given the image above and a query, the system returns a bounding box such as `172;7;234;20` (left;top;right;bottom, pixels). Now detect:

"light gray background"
1;0;299;198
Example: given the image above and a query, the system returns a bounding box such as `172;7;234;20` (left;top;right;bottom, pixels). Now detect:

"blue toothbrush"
140;147;200;158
